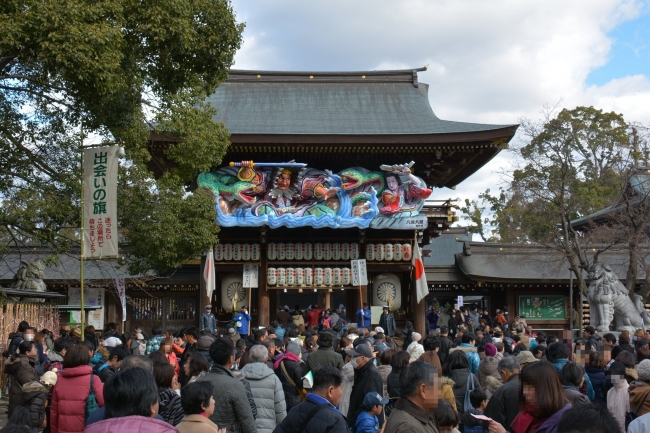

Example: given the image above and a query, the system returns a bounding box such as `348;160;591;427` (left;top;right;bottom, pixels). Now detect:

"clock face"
377;282;397;302
227;282;246;301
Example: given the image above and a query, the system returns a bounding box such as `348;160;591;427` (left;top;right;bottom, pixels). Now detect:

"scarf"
274;351;301;370
607;381;630;433
511;406;545;433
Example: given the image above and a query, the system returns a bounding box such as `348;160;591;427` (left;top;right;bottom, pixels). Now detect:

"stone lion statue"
587;263;650;333
10;260;47;293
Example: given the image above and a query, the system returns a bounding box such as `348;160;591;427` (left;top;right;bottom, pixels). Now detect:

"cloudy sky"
228;0;650;213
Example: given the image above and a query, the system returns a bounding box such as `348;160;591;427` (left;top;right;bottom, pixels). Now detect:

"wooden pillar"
199;254;210;310
325;290;331;310
258;242;269;327
412;281;426;335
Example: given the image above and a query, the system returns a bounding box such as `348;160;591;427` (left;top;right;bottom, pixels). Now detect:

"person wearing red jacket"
51;344;105;433
306;305;323;328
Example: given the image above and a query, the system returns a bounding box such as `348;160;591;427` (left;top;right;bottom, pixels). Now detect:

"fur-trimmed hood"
449;346;477;354
440;376;455;388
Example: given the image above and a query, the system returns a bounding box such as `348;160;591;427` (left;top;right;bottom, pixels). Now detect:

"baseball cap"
363;391;389;410
346;343;373;358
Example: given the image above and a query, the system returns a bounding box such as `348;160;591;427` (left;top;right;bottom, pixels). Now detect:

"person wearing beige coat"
176;381;226;433
177;415;223;433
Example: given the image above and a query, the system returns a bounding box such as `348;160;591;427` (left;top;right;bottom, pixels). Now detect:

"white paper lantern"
296;268;304;285
366;244;375;261
295;243;304;261
232;243;242;261
267;243;277;260
343;268;351;285
251;244;260;261
372;273;402;310
242;244;251;261
332;243;341;260
324;268;333;286
286;268;295;286
323;243;332;260
224;244;233;261
314;243;324;260
341;243;350;260
333;268;342;285
375;244;385;261
384;244;394;261
286;243;295;260
267;268;277;286
304;243;313;260
314;268;324;286
214;244;224;261
350;243;359;260
393;243;402;261
277;243;286;260
304;268;313;285
402;243;412;261
277;268;286;286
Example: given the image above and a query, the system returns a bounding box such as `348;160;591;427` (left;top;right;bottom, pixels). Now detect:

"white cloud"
229;0;649;209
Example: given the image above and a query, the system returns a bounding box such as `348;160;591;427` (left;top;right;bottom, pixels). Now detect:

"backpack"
85;373;99;421
463;373;476;413
626;389;650;430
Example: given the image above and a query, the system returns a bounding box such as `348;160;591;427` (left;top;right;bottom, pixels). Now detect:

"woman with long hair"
488;360;571;433
153;362;184;426
183;352;210;385
443;350;481;420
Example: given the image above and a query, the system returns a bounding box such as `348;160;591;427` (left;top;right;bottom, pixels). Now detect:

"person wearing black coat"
274;343;307;411
484;358;520;433
346;342;384;429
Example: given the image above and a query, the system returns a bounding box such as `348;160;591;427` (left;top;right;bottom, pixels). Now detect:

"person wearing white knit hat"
406;332;424;361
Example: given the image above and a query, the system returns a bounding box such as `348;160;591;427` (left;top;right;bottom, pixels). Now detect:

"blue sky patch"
587;11;650;86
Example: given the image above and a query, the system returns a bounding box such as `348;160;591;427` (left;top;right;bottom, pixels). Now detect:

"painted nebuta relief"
197;161;432;229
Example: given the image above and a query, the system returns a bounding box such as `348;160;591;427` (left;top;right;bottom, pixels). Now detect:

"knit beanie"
485;343;497;357
637;359;650;381
412;332;422;342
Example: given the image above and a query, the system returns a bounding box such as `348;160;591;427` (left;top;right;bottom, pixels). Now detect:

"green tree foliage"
0;0;244;273
462;106;636;296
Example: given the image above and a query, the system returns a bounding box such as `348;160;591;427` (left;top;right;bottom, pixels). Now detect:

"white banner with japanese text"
83;146;119;258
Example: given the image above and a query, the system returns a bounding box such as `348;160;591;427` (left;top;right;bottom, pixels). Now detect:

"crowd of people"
2;303;650;433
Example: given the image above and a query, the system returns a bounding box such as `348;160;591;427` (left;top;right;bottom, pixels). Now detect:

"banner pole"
80;123;85;341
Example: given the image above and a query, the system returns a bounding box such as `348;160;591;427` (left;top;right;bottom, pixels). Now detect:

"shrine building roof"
207;68;516;136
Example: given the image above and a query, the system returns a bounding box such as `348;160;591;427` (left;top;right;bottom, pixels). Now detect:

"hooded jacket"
93;361;117;383
4;354;39;416
585;365;607;406
44;350;65;372
562;385;589;405
553;358;595;400
440;376;457;412
630;381;650;418
196;364;257;433
51;365;105;433
407;341;425;362
477;356;500;398
241;362;287;433
450;344;480;376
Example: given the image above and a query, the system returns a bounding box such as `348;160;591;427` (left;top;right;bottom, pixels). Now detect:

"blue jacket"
354;411;379;433
553;358;594;400
234;312;253;335
457;344;480;376
357;308;371;328
585;366;607;405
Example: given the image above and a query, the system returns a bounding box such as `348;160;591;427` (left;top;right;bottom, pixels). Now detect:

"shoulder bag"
281;360;308;401
463;372;476;412
85;373;99;421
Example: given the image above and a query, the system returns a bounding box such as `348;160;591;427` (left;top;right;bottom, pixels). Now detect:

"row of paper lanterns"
267;243;360;261
268;267;352;286
214;242;413;262
214;244;261;261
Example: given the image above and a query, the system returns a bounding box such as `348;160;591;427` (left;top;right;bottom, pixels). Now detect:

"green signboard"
518;295;566;320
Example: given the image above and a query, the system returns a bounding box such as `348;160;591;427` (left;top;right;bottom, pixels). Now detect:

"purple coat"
535;403;572;433
84;415;179;433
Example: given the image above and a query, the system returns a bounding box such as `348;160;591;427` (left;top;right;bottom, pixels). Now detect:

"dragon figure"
198;171;264;205
339;168;385;195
